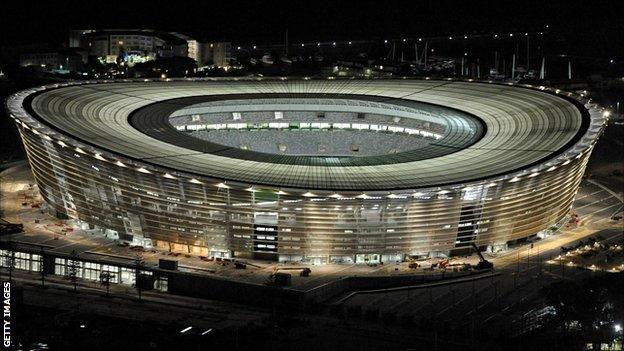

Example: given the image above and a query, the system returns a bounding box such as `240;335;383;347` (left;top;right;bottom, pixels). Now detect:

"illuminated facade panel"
6;79;606;262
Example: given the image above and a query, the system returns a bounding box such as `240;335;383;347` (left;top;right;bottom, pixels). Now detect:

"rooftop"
11;79;601;191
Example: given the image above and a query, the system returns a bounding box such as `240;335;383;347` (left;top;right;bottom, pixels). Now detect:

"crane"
471;243;494;270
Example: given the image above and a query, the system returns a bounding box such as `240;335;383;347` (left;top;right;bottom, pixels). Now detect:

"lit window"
274;111;283;119
232;112;242;120
277;143;287;152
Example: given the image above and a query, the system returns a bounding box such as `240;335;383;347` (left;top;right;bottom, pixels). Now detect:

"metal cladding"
6;78;607;262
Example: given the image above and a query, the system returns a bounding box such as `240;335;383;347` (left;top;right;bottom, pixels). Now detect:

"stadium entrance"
355;254;380;264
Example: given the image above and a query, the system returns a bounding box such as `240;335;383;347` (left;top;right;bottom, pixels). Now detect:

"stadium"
6;78;607;264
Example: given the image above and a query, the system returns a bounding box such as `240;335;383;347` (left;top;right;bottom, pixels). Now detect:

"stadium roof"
18;79;599;191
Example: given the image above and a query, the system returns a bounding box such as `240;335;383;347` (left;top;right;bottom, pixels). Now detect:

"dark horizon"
1;0;622;59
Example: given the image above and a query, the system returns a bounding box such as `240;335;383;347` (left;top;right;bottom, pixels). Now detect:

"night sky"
1;0;622;58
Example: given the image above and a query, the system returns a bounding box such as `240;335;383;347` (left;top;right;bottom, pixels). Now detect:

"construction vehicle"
439;258;450;269
265;266;312;285
271;266;312;277
471;243;494;270
408;262;420;269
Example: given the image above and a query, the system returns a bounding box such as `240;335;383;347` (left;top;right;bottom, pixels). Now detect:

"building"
19;50;83;72
187;39;200;63
73;29;188;64
68;29;94;48
6;78;607;263
199;42;232;67
169;31;231;67
187;41;232;67
69;29;231;67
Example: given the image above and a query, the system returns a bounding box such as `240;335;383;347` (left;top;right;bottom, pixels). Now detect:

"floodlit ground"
1;160;622;292
548;241;623;273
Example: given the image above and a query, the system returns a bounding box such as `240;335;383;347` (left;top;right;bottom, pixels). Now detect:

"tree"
134;252;146;300
542;273;624;348
100;271;114;297
66;249;80;292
